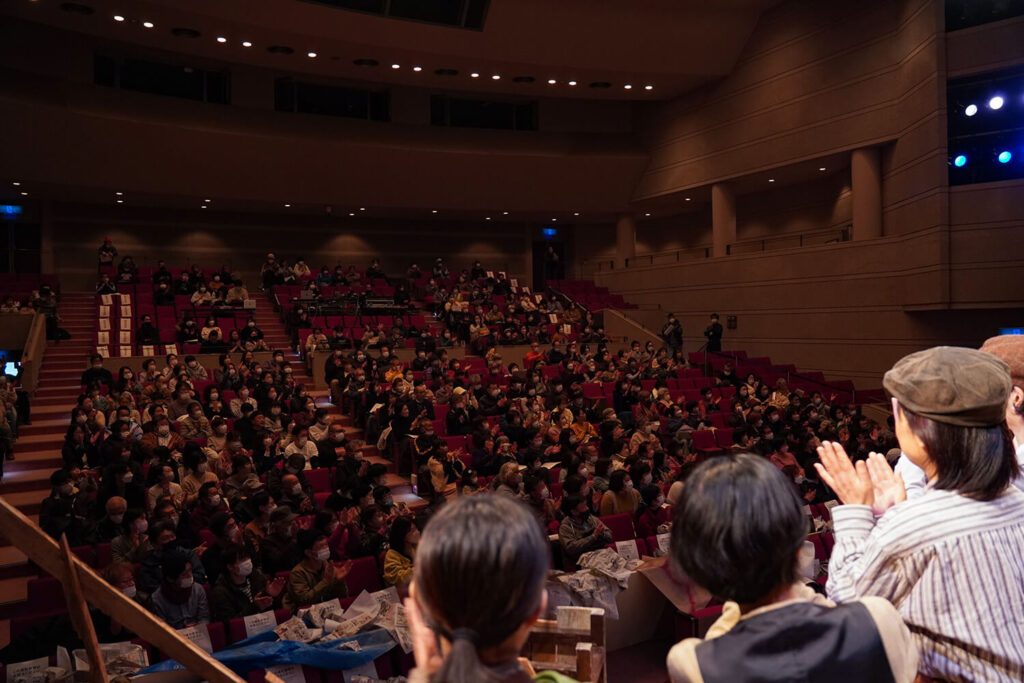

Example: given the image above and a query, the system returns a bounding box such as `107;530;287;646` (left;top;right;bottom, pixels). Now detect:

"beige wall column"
615;214;636;268
711;183;736;257
851;147;882;241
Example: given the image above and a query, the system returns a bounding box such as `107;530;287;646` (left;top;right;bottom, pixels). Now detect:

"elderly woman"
816;346;1024;682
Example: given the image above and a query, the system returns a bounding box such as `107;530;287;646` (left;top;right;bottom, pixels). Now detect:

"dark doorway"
532;240;564;290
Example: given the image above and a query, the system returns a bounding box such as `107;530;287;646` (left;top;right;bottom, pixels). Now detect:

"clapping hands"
814;441;906;515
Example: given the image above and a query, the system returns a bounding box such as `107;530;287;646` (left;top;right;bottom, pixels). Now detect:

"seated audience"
282;529;352;611
383;516;419;587
150;555;210;629
212;544;285;621
558;493;613;567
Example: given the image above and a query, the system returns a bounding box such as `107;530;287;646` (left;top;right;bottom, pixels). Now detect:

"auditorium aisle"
0;291;96;642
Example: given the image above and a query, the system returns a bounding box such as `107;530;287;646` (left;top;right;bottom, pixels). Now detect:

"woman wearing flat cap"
816;346;1024;683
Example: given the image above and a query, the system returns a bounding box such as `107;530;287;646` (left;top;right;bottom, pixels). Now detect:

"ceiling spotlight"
284;203;291;207
142;21;154;28
216;36;227;43
547;79;557;85
113;14;125;22
644;212;651;217
485;217;491;221
204;198;211;203
818;167;826;171
768;178;775;183
348;212;355;216
988;95;1004;110
242;41;252;47
964;103;977;117
568;80;577;86
307;51;317;58
624;84;633;90
644;85;653;90
998;150;1012;164
502;211;509;215
20;191;28;196
953;154;967;167
431;210;438;214
391;63;400;69
551;218;558;222
359;207;366;211
412;66;423;72
491;74;501;80
685;197;691;201
116;199;123;204
115;191;123;195
573;212;580;216
470;72;480;78
12;181;20;186
200;204;207;209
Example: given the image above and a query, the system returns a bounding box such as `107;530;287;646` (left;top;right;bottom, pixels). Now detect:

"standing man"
703;313;723;353
661;313;684;357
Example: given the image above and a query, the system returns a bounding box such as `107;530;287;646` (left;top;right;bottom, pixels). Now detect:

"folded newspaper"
279;588;411;653
576;548;643;588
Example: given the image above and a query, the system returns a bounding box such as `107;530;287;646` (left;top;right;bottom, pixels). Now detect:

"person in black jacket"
703;313;724;353
661;313;684;356
80;354;113;389
211;545;286;621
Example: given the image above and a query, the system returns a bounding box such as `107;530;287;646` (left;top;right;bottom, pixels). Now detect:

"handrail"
726;226;850;255
18;312;47;393
0;496;245;683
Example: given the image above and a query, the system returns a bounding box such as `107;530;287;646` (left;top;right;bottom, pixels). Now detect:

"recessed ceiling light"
768;178;775;183
20;191;28;196
644;85;653;90
485;217;491;221
819;167;826;171
644;212;651;216
307;51;317;58
115;191;123;195
685;197;691;201
348;212;355;216
491;74;501;80
116;199;123;204
242;41;252;47
204;198;211;203
359;207;366;211
284;203;291;207
573;212;580;216
548;79;557;85
216;36;227;43
568;80;577;86
142;21;154;28
391;63;400;69
624;84;633;90
502;211;509;215
113;14;124;22
412;66;422;72
431;209;438;214
470;72;480;78
200;204;207;209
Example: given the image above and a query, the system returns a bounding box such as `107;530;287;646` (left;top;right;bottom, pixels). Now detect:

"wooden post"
59;534;108;682
0;496;244;683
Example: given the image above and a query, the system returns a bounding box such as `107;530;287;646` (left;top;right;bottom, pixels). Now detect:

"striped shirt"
828;486;1024;682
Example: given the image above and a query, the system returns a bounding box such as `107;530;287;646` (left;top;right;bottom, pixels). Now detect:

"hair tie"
451;627;480;646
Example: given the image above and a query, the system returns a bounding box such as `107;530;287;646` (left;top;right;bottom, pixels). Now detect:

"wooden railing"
16;313;46;393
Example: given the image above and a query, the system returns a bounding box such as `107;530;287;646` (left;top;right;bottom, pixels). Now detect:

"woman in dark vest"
666;452;918;683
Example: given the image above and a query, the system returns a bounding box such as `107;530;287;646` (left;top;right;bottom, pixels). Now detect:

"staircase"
0;291;95;629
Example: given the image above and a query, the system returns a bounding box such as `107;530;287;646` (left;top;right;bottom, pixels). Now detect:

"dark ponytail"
414;495;549;683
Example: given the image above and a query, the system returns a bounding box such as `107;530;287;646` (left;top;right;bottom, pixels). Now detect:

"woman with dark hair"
405;495;561;683
383;516;420;586
599;469;640;515
666;453;916;682
634;484;670;538
816;346;1024;682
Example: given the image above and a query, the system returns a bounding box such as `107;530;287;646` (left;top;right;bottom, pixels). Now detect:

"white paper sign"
656;533;671;555
267;664;305;683
177;623;213;653
244;610;277;638
342;661;378;682
119;318;131;330
6;657;49;683
555;606;594;632
615;540;640;561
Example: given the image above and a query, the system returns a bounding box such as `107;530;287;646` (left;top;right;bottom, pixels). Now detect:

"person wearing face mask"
200;511;255;585
315;422;348;470
521;475;561;532
80;354;113;390
284;425;317;468
93;495;127;542
139;521;207;598
221;454;259;508
635;484;672;538
600;470;641;516
182;355;209;382
39;469;90;544
491;462;523;498
559;493;614;568
283;529;353;611
178;445;217;506
89;562;140;642
277;473;316;515
99;461;146;511
260;506;302;575
111;508;152;564
146;463;184;511
150;556;209;629
176;402;212;441
243;491;277;552
188;481;228;532
267;454;312;502
212;545;285;621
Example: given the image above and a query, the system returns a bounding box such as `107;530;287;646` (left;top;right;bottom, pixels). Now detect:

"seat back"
598;513;636;542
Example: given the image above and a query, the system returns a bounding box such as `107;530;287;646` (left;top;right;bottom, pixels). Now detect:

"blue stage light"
953;154;967;167
988;95;1004;110
997;151;1012;164
964;104;977;116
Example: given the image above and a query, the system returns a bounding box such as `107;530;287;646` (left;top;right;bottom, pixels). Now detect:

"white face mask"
134;519;148;533
170;514;180;527
315;548;331;562
291;484;302;496
157;426;170;437
122;473;134;484
236;560;253;577
121;584;137;599
208;494;221;506
624;480;634;490
178;576;194;589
